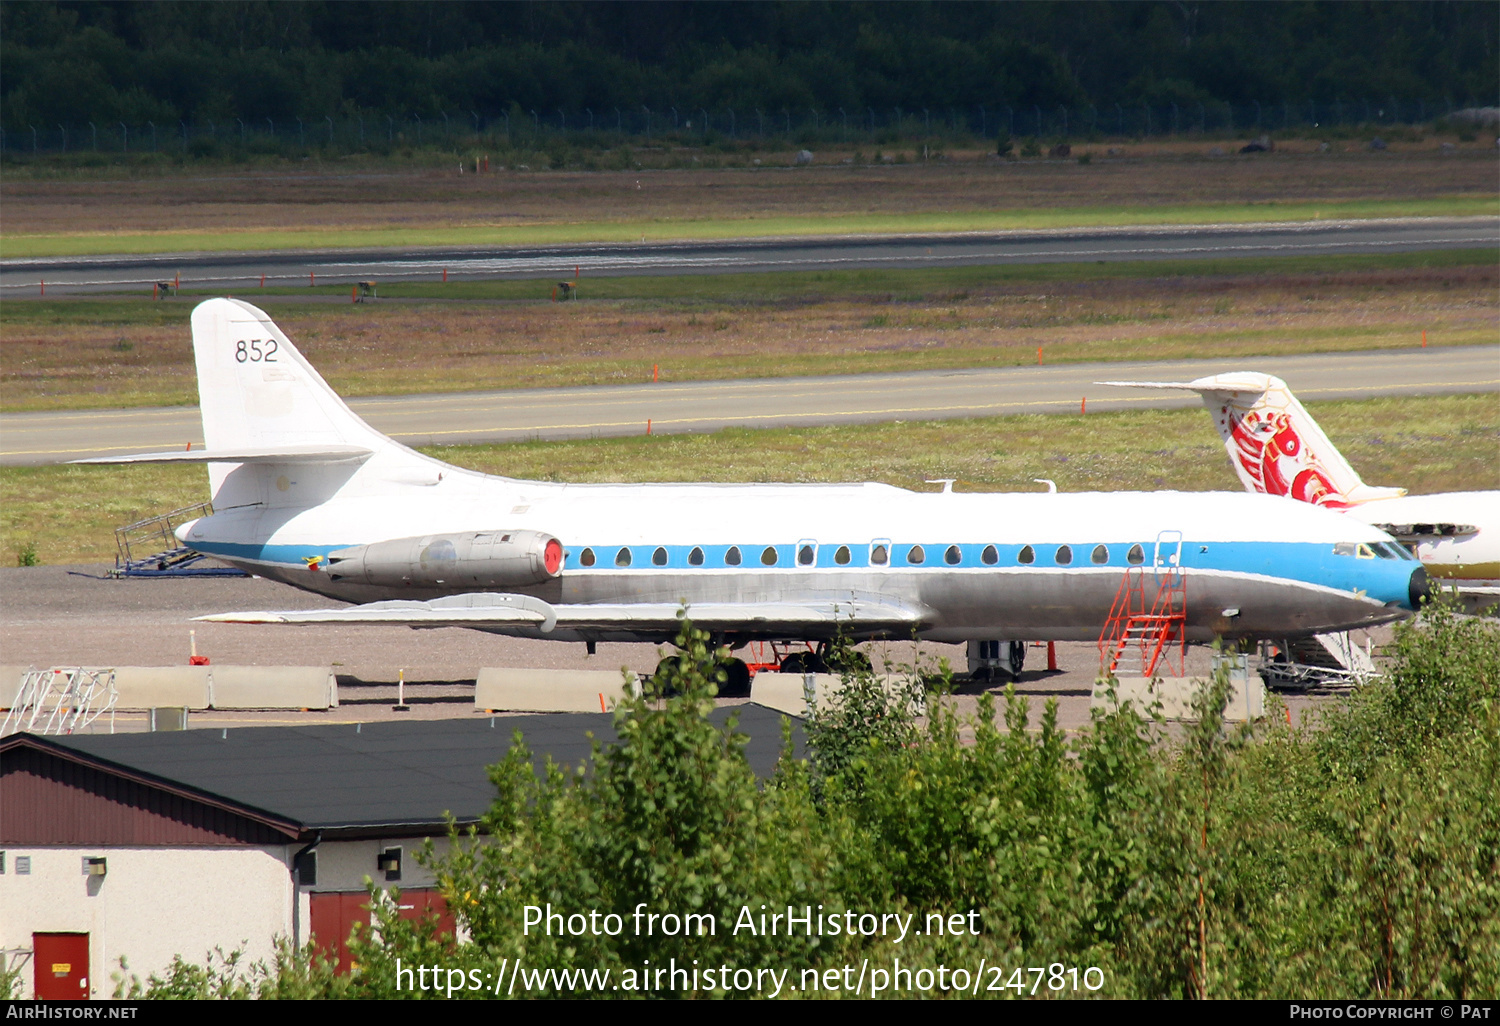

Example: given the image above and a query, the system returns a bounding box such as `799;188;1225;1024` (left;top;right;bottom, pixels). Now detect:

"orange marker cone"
1422;330;1427;347
1081;397;1087;414
646;419;652;435
1037;346;1043;365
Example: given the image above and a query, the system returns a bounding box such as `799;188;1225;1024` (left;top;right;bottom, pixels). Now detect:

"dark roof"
30;705;803;839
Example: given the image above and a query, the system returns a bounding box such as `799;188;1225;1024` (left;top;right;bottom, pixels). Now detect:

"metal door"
33;933;89;1000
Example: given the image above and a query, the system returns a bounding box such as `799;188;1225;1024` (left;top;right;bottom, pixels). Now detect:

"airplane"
1099;372;1500;592
77;300;1430;691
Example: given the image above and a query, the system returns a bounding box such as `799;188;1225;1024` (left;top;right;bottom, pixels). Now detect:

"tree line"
3;1;1494;131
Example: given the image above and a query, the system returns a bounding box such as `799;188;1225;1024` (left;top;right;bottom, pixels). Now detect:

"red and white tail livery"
1104;372;1500;586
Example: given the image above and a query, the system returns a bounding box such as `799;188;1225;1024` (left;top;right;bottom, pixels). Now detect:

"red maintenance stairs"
1099;562;1187;679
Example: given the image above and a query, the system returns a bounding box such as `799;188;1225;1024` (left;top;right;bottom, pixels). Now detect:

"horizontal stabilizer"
1095;379;1202;390
72;444;373;466
196;593;928;635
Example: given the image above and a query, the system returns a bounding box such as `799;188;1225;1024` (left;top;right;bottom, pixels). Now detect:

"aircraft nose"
1409;566;1433;609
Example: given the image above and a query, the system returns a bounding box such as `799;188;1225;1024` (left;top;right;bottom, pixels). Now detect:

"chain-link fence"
2;99;1485;157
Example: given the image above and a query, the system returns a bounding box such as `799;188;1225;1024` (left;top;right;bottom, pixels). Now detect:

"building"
1;707;797;999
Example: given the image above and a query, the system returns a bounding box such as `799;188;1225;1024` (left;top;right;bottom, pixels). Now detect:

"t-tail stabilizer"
1099;372;1405;509
73;298;450;511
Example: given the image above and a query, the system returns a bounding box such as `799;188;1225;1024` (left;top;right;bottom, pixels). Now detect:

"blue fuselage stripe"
188;538;1416;607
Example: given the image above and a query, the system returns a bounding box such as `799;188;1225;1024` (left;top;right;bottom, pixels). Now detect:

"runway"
2;345;1494;464
2;216;1494;294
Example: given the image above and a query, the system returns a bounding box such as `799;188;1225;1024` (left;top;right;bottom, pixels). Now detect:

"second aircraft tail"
1101;372;1406;509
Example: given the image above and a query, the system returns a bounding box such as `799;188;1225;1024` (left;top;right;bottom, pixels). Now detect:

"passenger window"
870;543;889;565
1018;545;1035;565
653;546;668;566
725;546;742;566
981;544;998;565
907;545;926;565
1127;543;1144;565
615;547;632;567
1056;545;1073;565
689;546;704;566
834;545;851;565
579;547;596;567
945;545;961;565
761;546;779;566
1092;544;1109;564
798;545;815;566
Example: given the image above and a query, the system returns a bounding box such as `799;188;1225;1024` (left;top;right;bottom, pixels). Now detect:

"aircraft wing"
194;592;928;635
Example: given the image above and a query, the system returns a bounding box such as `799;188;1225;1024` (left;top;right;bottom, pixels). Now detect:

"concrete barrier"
475;667;642;713
751;672;926;718
112;666;213;710
0;666;33;707
209;666;338;710
1091;673;1266;722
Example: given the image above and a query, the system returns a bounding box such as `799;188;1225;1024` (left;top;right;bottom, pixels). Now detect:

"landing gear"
650;654;752;698
719;658;752;698
967;639;1026;681
778;650;829;674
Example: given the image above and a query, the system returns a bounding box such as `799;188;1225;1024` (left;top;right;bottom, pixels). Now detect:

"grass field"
3;252;1493;411
2;148;1494;257
5;392;1495;567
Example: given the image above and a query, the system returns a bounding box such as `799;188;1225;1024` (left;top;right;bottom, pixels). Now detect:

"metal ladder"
1099;562;1187;679
1;667;118;737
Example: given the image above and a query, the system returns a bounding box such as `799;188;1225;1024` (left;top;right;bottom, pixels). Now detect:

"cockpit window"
1372;542;1399;559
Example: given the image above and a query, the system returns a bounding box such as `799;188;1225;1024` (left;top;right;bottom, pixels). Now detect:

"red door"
33;933;89;1000
309;892;371;974
394;889;457;942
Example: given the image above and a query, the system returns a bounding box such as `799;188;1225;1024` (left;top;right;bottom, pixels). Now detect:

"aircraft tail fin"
1101;372;1405;509
185;298;429;503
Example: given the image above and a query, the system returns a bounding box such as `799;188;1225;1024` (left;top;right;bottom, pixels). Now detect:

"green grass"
15;247;1496;313
6;393;1494;566
4;196;1493;259
258;248;1500;303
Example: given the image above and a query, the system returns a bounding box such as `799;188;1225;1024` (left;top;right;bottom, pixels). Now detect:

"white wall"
0;846;294;998
309;837;450;895
0;837;466;997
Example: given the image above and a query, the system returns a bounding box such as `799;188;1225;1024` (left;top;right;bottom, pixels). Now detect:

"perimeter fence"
3;99;1490;158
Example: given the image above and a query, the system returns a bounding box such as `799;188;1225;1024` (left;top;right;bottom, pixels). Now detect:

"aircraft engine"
325;530;563;588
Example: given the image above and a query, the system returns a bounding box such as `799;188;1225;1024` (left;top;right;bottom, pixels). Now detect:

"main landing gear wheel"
719;658;752;698
1008;641;1026;679
778;651;829;674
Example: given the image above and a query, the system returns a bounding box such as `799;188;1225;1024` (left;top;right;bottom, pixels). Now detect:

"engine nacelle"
325;530;563;588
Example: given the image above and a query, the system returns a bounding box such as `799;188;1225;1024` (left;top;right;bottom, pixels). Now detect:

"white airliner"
80;300;1428;687
1101;372;1499;584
